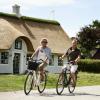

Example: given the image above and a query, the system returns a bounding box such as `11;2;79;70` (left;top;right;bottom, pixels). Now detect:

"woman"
31;38;51;81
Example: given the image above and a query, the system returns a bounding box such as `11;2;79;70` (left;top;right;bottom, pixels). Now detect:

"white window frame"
0;52;9;64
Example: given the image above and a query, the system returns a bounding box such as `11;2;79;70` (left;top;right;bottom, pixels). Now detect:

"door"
13;53;20;74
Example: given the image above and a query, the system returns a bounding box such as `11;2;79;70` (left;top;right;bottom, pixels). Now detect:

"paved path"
0;86;100;100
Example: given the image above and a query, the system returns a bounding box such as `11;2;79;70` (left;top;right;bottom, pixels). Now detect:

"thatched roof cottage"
0;9;71;74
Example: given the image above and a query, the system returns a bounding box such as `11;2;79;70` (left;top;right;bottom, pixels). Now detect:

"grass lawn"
0;72;100;92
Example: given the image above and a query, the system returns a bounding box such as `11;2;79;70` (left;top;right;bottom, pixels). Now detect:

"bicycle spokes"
56;73;64;95
38;72;47;93
24;72;33;95
68;78;76;93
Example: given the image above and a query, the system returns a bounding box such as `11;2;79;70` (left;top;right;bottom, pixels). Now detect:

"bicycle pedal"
30;72;33;75
40;80;45;84
63;83;68;87
64;84;68;87
58;82;63;85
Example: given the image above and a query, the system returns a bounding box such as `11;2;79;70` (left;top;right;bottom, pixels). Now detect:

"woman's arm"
31;47;39;58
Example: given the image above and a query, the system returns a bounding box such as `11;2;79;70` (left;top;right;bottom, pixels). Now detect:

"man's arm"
61;49;69;59
75;55;80;63
61;53;67;59
75;50;81;64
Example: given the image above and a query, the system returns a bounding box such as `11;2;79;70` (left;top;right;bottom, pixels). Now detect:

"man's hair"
72;39;78;43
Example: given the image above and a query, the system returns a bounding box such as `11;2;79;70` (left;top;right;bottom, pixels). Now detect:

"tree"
77;20;100;58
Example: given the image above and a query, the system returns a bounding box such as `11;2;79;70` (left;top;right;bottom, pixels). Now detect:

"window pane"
58;56;63;66
26;54;32;65
15;39;22;50
1;52;9;64
49;55;54;66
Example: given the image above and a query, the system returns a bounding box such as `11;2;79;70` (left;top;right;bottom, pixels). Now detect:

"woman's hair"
40;38;48;43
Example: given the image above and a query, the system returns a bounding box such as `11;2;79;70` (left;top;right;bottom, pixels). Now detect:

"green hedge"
78;59;100;73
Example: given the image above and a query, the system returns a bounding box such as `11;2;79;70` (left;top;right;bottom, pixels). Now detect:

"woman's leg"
39;63;47;81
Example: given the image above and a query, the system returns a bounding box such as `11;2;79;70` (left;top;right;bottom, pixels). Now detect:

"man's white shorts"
62;64;78;73
70;65;78;73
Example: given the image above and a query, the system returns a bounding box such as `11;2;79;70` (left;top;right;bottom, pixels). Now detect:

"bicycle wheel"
38;72;47;93
24;72;33;95
56;73;64;95
68;76;76;93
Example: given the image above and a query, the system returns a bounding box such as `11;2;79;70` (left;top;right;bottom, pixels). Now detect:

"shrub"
78;59;100;73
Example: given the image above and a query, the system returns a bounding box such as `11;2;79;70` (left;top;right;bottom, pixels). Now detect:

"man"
61;39;81;86
31;38;51;81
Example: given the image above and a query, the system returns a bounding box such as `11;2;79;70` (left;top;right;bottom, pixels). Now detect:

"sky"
0;0;100;37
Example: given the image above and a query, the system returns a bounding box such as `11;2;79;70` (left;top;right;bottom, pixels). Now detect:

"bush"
78;59;100;73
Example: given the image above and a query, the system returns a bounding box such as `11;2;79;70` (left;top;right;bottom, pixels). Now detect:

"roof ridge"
0;12;60;25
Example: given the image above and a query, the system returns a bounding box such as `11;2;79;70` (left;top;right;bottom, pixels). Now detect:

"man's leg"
70;65;78;86
70;73;76;86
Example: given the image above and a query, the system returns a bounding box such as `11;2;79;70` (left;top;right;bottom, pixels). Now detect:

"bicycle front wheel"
24;72;33;95
56;73;64;95
68;77;76;93
38;72;47;93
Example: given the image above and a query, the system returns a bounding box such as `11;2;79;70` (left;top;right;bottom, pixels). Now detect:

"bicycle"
24;59;47;95
56;62;78;95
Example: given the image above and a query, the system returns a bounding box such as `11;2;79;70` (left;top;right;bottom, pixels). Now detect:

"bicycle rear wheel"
68;76;76;93
56;73;64;95
38;72;47;93
24;72;33;95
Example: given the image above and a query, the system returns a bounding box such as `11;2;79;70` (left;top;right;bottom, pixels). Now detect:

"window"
49;55;54;66
26;54;31;65
15;39;22;50
58;56;63;66
1;52;9;64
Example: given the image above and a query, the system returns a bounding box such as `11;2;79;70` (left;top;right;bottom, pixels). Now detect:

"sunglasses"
42;41;48;43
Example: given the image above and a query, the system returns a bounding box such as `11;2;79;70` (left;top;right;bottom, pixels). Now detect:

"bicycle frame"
56;62;78;95
31;70;41;87
62;62;73;86
63;70;68;86
24;58;48;95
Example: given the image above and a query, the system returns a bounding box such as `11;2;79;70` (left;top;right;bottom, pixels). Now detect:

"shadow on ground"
28;91;100;97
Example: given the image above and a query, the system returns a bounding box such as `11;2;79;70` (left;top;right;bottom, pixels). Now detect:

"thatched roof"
0;12;71;54
0;18;33;52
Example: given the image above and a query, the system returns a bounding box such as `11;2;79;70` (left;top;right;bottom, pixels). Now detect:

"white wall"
0;38;27;74
11;39;27;74
0;41;68;74
47;54;68;73
0;50;13;73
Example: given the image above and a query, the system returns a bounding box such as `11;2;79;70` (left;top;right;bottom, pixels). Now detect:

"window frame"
0;52;9;64
58;55;63;66
15;39;22;50
49;55;54;66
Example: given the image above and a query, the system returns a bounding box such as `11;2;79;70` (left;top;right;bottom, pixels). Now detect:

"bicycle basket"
28;60;39;70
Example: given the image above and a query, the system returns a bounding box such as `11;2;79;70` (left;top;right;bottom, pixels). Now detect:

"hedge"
78;59;100;73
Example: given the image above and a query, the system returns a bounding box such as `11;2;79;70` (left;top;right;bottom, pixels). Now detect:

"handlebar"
28;57;48;63
67;61;75;65
63;61;76;65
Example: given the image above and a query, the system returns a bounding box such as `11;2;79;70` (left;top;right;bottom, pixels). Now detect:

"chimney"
12;4;21;17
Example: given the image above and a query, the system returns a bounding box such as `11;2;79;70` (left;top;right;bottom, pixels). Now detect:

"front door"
13;53;20;74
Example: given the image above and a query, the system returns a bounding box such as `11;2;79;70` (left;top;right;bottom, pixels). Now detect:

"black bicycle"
56;62;78;95
24;59;47;95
